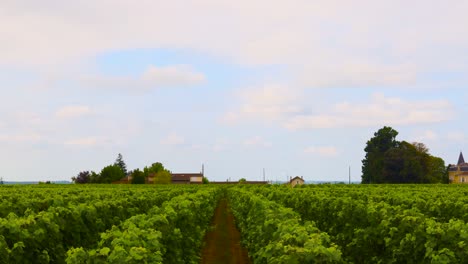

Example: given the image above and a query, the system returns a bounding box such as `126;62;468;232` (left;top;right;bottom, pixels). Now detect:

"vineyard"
1;184;468;263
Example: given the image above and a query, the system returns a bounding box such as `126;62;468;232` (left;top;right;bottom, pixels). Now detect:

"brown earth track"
200;198;251;264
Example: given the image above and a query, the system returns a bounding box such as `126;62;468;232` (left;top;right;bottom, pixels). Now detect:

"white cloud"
0;112;49;145
243;136;272;148
413;130;438;142
64;137;99;147
304;146;339;157
221;84;302;124
301;63;418;88
0;133;42;143
224;90;454;130
81;65;205;91
55;105;92;119
1;0;467;90
160;133;185;146
284;93;454;130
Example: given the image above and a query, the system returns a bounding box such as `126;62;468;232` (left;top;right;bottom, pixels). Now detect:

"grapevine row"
66;188;221;264
227;187;342;263
0;187;192;263
252;185;468;263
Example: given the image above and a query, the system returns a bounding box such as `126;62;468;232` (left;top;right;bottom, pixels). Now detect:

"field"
1;184;468;263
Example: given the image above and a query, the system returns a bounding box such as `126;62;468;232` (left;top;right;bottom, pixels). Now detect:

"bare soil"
200;198;251;264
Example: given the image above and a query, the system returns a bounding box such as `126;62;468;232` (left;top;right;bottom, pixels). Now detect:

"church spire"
458;151;465;165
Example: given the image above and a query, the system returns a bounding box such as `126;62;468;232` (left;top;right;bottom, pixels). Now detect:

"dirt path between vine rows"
200;198;251;264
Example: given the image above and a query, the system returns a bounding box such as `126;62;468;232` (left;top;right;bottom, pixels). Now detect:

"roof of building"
290;176;304;183
170;173;203;183
171;173;203;177
458;152;465;165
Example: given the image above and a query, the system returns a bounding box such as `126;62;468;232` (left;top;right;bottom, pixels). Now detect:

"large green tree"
89;171;100;183
362;127;447;184
426;155;448;183
382;141;427;183
98;165;125;183
362;126;399;183
143;162;166;177
142;162;172;184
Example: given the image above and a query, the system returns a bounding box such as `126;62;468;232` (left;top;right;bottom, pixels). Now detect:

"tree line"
362;126;448;184
71;153;172;184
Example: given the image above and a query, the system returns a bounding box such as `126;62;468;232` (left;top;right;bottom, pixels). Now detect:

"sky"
1;0;468;182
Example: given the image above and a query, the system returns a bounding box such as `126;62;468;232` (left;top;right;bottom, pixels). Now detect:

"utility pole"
349;166;351;184
263;168;265;182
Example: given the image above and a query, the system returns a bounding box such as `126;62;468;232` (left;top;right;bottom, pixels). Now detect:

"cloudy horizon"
1;0;467;182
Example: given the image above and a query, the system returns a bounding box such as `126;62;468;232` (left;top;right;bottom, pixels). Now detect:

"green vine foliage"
66;188;221;264
248;184;468;263
228;188;342;263
2;184;468;263
0;185;195;263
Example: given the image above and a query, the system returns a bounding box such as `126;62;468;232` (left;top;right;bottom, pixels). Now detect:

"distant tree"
131;169;146;184
412;142;429;154
153;170;171;184
99;165;125;183
362;127;448;184
426;156;448;183
72;171;91;184
89;171;100;183
0;177;3;185
382;141;426;183
114;153;127;175
385;142;449;184
362;126;399;183
239;178;247;184
143;162;165;178
202;177;209;184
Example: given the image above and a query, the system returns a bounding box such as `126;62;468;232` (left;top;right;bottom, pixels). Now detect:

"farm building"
113;172;204;184
448;152;468;184
289;176;305;187
171;173;203;184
